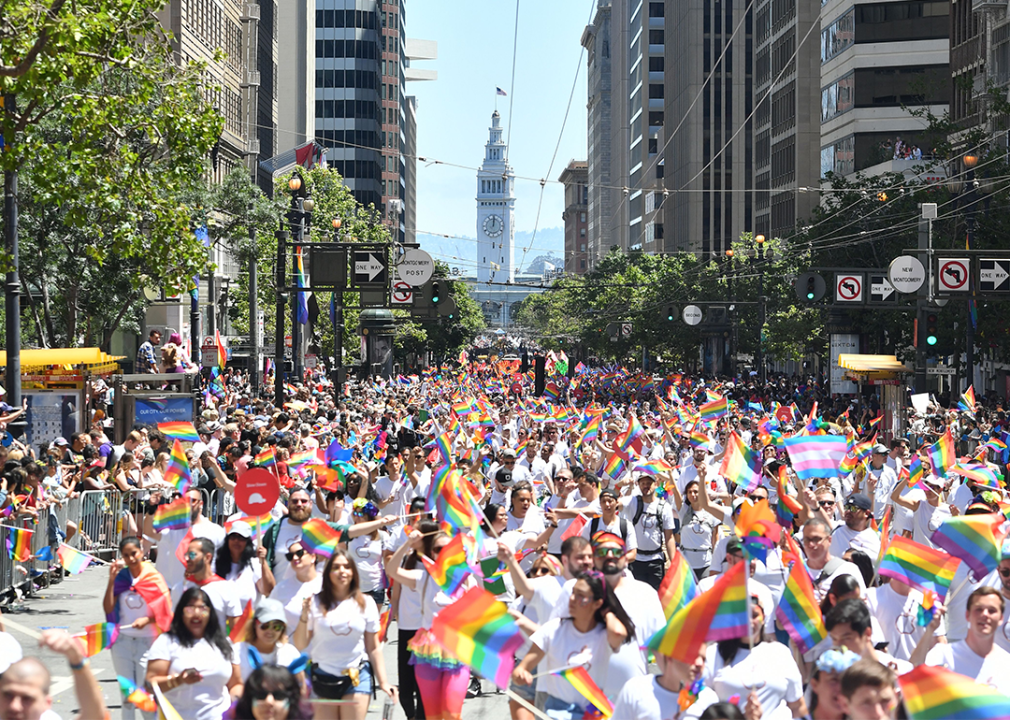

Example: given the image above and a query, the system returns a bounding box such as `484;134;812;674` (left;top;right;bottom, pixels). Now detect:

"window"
580;243;587;251
649;84;664;99
648;138;658;154
580;228;586;237
649;111;664;126
649;30;664;45
855;1;950;43
649;2;665;17
821;9;854;63
580;212;586;222
649;56;664;72
580;259;587;270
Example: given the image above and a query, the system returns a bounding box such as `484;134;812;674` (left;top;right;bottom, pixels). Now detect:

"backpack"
589;515;629;543
632;496;667;527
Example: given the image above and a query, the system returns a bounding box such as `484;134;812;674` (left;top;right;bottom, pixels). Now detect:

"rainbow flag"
877;507;892;564
917;590;938;627
688;425;711;449
840;435;877;475
578;414;602;449
377;607;391;643
556;666;613;718
776;466;803;529
907;455;926;490
783;434;848;481
228;600;254;642
118;676;157;713
950;463;1001;489
657;549;698;620
631;457;674;477
226;513;275;536
429;586;525;690
215;329;227;369
930;513;1006;580
5;527;32;562
78;622;119;657
927;428;957;478
162;439;193;493
898;664;1010;719
157;421;200;443
698;395;728;423
879;535;961;602
421;533;473;594
56;545;92;575
299;519;345;558
602;446;629;480
253;447;277;468
719;431;763;493
286;450;317;472
647;562;748;663
959;385;977;415
776;552;827;654
153;496;191;532
294;244;309;325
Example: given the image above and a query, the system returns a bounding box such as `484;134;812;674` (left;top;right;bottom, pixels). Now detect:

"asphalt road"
2;567;511;719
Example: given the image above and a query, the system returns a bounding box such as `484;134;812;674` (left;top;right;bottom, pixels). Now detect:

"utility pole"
3;93;21;414
274;225;287;406
248;211;259;396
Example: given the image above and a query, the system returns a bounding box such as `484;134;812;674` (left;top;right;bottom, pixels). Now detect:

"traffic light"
795;272;826;303
926;313;938;346
431;281;442;304
665;306;676;322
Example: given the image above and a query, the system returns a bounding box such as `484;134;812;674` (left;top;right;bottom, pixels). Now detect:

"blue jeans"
543;695;584;720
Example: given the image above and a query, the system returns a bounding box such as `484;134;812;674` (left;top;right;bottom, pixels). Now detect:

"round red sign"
235;468;280;516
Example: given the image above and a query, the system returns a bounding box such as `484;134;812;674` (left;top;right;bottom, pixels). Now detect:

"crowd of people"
0;360;1007;720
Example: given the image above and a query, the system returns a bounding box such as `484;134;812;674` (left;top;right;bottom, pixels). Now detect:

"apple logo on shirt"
566;646;593;670
125;592;144;610
330;624;353;637
354;546;372;559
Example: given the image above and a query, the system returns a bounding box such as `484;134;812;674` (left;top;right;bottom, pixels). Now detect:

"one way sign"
352;251;388;285
980;259;1010;292
869;274;896;303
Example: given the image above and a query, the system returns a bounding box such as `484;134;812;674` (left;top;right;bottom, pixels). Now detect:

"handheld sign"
235;468;280;516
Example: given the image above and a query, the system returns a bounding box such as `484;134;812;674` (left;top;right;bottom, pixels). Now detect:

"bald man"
0;630;107;720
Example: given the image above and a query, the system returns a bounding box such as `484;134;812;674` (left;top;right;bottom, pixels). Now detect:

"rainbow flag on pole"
959;385;977;415
898;664;1010;720
647;561;748;663
5;527;32;562
698;395;728;423
77;622;119;657
117;676;157;713
555;666;613;718
153;496;191;532
295;245;309;325
927;428;957;478
228;600;254;642
718;431;763;494
253;447;277;468
775;552;827;654
56;545;93;575
300;519;346;558
162;439;193;493
215;329;227;369
420;533;473;594
930;513;1006;580
783;434;848;481
879;535;961;602
157;421;200;443
430;586;525;690
657;549;698;619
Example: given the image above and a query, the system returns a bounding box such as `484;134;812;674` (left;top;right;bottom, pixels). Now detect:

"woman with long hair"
293;549;397;719
511;570;634;720
215;521;264;610
807;648;860;720
347;498;393;609
146;586;240;720
231;599;306;698
103;536;173;720
704;590;807;720
386;527;477;720
229;665;311;720
674;480;722;579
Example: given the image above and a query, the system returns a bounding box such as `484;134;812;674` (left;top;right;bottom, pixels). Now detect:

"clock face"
483;214;504;238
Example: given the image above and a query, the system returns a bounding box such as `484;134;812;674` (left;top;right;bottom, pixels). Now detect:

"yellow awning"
0;348;124;369
837;354;911;373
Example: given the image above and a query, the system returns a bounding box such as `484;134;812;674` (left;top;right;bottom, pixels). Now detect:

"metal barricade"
122;487;154;542
206;488;235;524
76;489;123;560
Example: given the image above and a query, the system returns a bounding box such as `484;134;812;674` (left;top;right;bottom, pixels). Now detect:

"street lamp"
330;216;345;395
275;170;313;404
755;234;767;384
725;248;735;377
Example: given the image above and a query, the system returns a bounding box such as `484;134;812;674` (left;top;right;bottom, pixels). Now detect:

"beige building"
559;161;590;275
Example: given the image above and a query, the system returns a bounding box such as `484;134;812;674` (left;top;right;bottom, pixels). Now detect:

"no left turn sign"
835;274;863;303
938;258;969;292
391;280;413;305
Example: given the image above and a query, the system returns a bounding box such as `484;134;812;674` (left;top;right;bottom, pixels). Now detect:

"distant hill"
523;254;565;275
417;225;564;276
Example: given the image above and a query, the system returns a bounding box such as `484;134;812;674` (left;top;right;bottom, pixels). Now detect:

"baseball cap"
845;494;872;511
254;598;287;627
228;521;253;539
872;444;889;454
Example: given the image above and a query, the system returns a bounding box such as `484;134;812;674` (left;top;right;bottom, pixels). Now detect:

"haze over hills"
417;226;564;276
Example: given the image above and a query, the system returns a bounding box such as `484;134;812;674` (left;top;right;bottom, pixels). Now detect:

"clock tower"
476;111;516;284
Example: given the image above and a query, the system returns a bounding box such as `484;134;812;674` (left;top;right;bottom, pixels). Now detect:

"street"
2;567;510;719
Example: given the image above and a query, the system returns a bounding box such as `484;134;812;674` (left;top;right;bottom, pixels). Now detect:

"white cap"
228;521;253;539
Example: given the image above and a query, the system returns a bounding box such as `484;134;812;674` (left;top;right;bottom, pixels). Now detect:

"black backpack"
589;515;629;542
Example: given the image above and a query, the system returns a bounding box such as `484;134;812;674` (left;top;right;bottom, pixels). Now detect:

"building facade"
819;0;949;178
752;0;821;240
559;161;590;275
582;0;615;269
476;111;516;285
666;0;754;257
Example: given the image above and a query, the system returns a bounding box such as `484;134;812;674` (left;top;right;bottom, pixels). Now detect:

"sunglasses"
1000;568;1010;578
530;566;553;576
285;549;307;562
594;547;623;558
184;551;202;560
818;500;836;507
259;621;285;632
183;605;210;615
252;695;291;708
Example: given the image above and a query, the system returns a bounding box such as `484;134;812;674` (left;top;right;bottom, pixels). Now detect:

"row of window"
821;1;949;64
820;65;949;122
480;179;506;194
315;9;378;30
315;69;379;91
316;128;380;150
315;39;380;60
315;99;380;122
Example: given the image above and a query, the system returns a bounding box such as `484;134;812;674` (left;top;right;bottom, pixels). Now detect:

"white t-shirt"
945;565;1002;642
529;617;613;707
612;674;719;720
808;559;866;603
0;632;23;674
148;634;233;720
375;473;423;530
117;584;158;639
866;582;944;662
306;595;380;675
272;520;310;586
281;575;324;630
868;464;899;522
397;573;425;631
679;509;722;570
155;523;226;596
234;640;302;681
604;580;666;698
703;642;803;720
580;515;638;552
225;561;262;612
174;578;242;630
621;496;677;560
546;495;600;554
829;524;881;561
926;640;1010;695
349;532;392;592
911;496;952;549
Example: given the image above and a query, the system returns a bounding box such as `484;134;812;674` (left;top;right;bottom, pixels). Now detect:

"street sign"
683;305;703;326
621;323;632;337
391;280;413;305
397;249;435;287
352;251;388;285
235;468;280;516
835;274;863;303
888;255;926;294
311;247;347;287
980;259;1010;292
938;258;969;292
869;274;895;303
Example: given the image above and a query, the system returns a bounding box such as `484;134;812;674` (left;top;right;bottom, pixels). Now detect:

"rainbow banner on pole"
775;553;827;654
5;527;32;562
77;622;119;657
930;513;1006;580
878;535;961;602
926;428;957;478
153;496;191;532
783;434;848;481
156;422;200;443
657;549;698;620
555;666;613;718
718;431;763;494
162;439;193;493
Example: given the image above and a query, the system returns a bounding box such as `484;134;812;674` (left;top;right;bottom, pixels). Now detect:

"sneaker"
466;676;482;698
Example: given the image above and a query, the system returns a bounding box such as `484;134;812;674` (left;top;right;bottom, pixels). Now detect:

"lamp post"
285;172;313;381
725;248;735;378
331;217;345;395
946;153;988;392
755;234;767;385
3;93;21;416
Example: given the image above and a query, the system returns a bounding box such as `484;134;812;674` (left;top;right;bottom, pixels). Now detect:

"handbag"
310;665;355;699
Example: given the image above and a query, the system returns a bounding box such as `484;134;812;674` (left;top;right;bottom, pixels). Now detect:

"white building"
476;111;516;284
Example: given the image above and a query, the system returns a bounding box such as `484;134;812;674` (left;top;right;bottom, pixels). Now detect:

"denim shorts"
312;662;372;698
543;695;584;720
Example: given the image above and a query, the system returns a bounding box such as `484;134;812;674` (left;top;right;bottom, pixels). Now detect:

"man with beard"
173;537;241;630
262;488;315;589
146;489;225;598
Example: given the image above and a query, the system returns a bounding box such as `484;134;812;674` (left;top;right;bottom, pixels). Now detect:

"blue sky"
406;0;591;261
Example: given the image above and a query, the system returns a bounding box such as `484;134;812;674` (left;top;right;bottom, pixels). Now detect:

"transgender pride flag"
783;434;848;481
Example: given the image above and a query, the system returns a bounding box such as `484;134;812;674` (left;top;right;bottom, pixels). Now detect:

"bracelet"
68;659;88;671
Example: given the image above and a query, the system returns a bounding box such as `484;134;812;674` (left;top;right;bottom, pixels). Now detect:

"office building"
277;0;316;155
752;0;821;240
666;0;754;257
582;1;616;269
819;0;949;178
559;161;590;275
